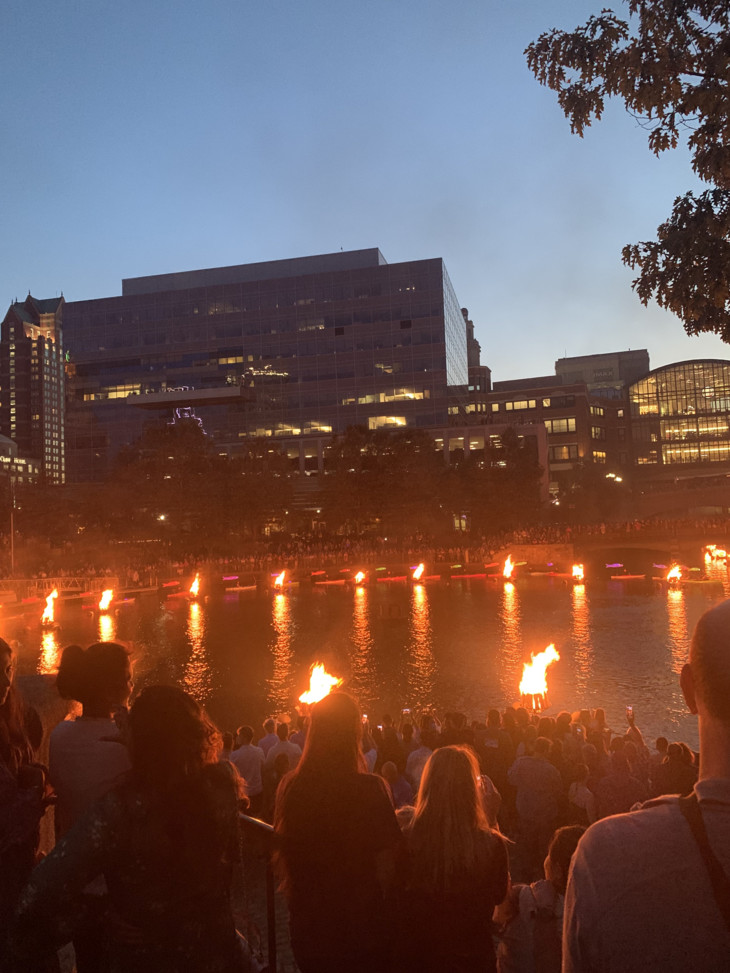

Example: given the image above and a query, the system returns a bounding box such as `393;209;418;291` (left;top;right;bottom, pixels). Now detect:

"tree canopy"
526;1;730;339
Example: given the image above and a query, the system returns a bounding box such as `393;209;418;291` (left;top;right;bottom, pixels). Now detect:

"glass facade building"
62;250;470;481
629;360;730;472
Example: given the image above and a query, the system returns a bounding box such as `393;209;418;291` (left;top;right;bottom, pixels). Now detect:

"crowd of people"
1;597;730;971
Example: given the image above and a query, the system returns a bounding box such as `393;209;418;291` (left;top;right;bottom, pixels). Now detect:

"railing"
239;813;279;973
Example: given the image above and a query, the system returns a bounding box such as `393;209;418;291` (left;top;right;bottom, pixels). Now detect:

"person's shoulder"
578;797;682;851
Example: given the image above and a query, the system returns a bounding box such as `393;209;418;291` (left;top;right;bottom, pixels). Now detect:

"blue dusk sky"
2;0;727;381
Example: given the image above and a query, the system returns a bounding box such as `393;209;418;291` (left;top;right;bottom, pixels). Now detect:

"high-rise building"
0;296;65;483
61;249;471;481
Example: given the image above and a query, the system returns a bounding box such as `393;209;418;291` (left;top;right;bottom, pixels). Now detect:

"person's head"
128;684;220;788
655;736;669;754
381;760;398;784
534;736;551;758
263;718;275;735
56;642;132;714
683;599;730;726
667;742;684;763
402;722;414;742
276;722;289;742
594;707;607;726
678;741;695;765
221;732;233;752
298;691;364;776
237;725;254;746
537;717;554;739
544;825;586;895
555;711;572;734
409;745;495;890
487;709;501;729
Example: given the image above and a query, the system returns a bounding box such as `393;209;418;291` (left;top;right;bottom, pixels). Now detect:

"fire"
666;565;682;583
189;573;200;597
354;571;365;584
274;570;285;588
519;643;560;710
98;589;114;612
41;589;58;625
413;562;425;581
503;555;514;580
299;663;343;705
572;564;584;582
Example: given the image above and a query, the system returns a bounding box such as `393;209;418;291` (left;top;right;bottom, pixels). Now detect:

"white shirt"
563;778;730;972
229;744;265;797
264;739;302;773
49;716;131;836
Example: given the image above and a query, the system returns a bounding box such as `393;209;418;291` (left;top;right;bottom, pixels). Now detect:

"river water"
12;560;730;751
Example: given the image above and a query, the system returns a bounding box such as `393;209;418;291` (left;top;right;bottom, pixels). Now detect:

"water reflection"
666;589;688;674
266;593;294;717
183;601;212;702
37;629;61;675
571;584;593;693
407;584;436;709
349;585;375;704
98;612;116;643
499;582;521;702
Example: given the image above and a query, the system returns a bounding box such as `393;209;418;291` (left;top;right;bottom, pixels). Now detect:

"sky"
2;0;728;382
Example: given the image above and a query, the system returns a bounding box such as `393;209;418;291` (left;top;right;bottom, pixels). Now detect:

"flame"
666;565;682;583
413;562;425;581
519;643;560;698
41;589;58;624
716;548;727;560
189;573;200;597
98;589;114;612
299;663;342;705
572;564;584;582
354;571;365;584
274;570;285;588
503;555;514;580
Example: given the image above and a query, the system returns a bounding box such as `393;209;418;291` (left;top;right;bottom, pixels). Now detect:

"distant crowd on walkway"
3;594;729;971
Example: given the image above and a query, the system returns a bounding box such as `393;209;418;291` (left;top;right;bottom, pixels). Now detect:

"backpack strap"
678;792;730;934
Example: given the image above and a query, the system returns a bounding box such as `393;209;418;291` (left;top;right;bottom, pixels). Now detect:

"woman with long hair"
395;744;509;973
0;639;49;971
274;691;402;973
14;684;248;972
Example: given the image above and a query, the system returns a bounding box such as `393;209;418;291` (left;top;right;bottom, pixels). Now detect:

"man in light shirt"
264;722;302;773
230;725;265;817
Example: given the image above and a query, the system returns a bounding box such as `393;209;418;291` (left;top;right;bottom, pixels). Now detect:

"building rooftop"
122;248;389;297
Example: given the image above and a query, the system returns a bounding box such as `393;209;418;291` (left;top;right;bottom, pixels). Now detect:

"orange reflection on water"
37;629;61;675
349;585;374;703
98;612;116;643
267;593;294;715
666;588;688;674
498;581;521;702
183;601;212;702
407;584;436;710
571;583;593;693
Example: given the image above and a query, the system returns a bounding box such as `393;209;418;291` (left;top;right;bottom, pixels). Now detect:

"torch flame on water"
41;589;58;624
98;589;113;612
413;563;425;581
519;643;560;698
354;571;365;584
572;564;584;582
274;570;285;588
299;663;343;704
189;573;200;597
667;565;682;583
503;555;514;580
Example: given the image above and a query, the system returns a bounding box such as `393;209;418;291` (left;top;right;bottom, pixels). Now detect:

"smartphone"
377;724;383;732
402;708;411;715
626;705;634;721
575;725;584;738
362;713;368;722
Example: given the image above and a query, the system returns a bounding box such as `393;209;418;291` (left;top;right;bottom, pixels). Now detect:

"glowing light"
274;570;285;588
354;571;365;584
98;589;113;612
519;643;560;710
189;573;200;597
412;562;425;581
572;564;584;582
667;565;682;583
503;555;514;580
299;663;342;704
38;629;60;674
41;589;58;625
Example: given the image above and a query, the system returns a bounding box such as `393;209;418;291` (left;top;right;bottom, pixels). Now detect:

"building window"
544;417;576;434
593;450;607;463
548;444;579;462
591;426;606;440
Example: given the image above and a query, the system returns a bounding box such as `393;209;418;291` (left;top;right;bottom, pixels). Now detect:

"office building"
555;349;650;398
0;296;65;483
62;249;471;481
